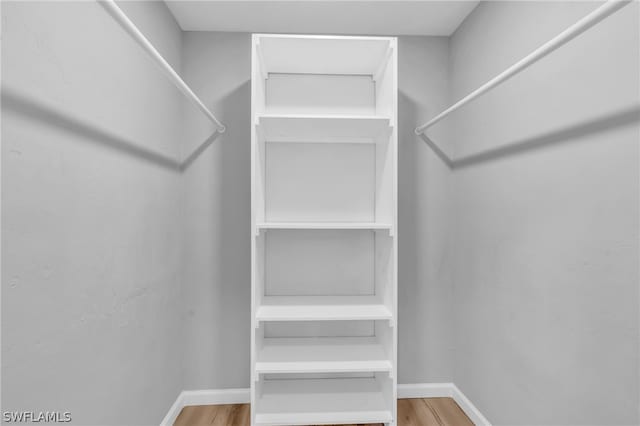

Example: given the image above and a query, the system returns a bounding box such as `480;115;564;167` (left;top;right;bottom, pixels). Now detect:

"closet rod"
415;0;631;135
98;0;226;133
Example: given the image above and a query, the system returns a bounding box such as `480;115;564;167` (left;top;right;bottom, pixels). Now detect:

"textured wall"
448;2;639;424
1;2;184;424
180;31;252;390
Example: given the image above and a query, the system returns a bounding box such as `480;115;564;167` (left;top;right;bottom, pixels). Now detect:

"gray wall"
398;36;454;384
2;2;184;424
179;33;455;389
180;32;252;390
447;2;639;424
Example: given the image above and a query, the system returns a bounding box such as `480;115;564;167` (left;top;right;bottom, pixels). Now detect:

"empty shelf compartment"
256;336;392;375
256;296;393;322
258;114;391;143
255;377;392;426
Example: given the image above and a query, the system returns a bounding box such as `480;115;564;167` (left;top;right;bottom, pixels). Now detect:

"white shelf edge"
255;309;393;322
264;137;377;144
255;33;396;42
256;222;393;231
254;222;395;237
255;410;393;426
255;360;393;375
255;298;393;323
257;112;392;120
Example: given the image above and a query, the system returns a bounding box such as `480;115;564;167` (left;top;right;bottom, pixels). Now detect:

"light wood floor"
174;398;474;426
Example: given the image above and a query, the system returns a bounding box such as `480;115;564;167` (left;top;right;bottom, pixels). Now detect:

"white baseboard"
159;388;250;426
160;383;490;426
451;384;492;426
182;388;250;406
397;382;454;398
159;392;184;426
398;383;491;426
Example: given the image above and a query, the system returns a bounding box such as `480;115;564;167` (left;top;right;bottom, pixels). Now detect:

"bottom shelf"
254;377;392;426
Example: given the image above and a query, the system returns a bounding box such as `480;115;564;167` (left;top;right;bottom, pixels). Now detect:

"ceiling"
165;1;480;36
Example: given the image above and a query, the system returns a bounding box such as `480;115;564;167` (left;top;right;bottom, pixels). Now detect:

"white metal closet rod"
415;0;631;135
99;0;226;133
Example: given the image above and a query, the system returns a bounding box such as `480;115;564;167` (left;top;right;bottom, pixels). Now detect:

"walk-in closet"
2;1;638;425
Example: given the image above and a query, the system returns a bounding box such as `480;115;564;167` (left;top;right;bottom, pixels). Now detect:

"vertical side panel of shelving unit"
250;34;263;426
391;38;399;426
250;34;256;426
374;37;398;425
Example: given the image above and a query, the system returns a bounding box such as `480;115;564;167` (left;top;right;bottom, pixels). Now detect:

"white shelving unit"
251;34;398;426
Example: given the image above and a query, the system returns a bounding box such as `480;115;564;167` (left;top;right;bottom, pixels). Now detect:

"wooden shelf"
254;377;392;426
256;296;393;322
257;114;391;143
255;337;392;375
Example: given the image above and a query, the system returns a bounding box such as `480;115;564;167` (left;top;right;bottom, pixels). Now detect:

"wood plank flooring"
174;398;473;426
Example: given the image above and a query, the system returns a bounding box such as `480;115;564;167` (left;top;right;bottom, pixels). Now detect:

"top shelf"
256;34;393;76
